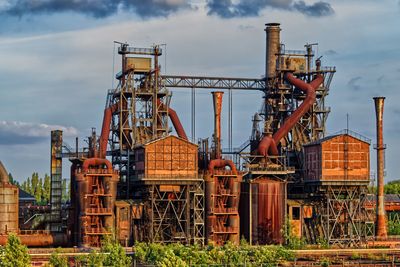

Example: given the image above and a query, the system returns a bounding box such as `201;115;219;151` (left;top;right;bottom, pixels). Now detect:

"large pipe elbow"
168;106;188;141
208;159;237;175
99;103;119;158
256;73;324;158
157;99;188;140
257;136;279;157
82;158;113;172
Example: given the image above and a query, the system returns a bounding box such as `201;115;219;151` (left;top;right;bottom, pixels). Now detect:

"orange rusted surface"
304;134;370;182
135;135;198;178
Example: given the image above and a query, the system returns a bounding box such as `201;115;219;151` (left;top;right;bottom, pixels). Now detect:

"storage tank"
0;161;19;233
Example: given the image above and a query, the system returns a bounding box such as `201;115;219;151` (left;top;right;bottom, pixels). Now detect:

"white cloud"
0;121;78;145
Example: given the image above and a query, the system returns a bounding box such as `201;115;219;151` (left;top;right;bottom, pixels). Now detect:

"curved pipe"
157;100;188;140
99;103;119;159
82;158;113;172
208;159;238;175
257;73;324;157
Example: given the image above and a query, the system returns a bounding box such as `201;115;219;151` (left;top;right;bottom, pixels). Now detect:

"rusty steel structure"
204;92;242;245
50;130;63;232
105;44;205;245
374;97;388;239
8;22;392;249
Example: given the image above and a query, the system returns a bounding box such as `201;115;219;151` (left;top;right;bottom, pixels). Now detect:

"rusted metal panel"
115;201;131;246
125;57;151;73
159;185;180;192
240;178;285;245
141;136;198;178
305;134;370;182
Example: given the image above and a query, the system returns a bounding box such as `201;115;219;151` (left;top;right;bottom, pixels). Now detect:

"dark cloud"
347;76;362;91
292;1;334;17
0;121;78;145
324;49;337;56
206;0;334;18
238;24;255;31
3;0;191;18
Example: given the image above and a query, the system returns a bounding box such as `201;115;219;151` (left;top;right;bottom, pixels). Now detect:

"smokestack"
212;91;224;159
374;96;387;239
265;23;281;80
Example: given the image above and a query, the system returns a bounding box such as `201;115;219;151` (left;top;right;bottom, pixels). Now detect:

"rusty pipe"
82;158;113;172
208;159;237;175
374;96;388;239
99;103;119;158
157;99;188;140
212;91;224;159
257;73;324;157
0;161;9;184
0;233;68;247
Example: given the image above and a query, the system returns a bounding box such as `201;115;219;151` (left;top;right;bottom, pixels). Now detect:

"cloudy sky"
0;0;399;183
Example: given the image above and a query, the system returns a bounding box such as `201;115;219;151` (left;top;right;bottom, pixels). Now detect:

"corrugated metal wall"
240;178;285;244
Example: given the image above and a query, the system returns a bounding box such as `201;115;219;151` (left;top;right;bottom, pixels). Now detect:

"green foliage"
62;179;69;202
134;241;293;266
101;236;132;267
316;236;329;249
48;248;68;267
8;173;19;187
19;173;71;204
388;216;400;235
0;233;31;267
282;218;306;249
385;180;400;194
43;174;51;204
76;250;105;267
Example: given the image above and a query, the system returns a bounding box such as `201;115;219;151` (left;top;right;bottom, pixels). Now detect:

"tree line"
8;172;69;205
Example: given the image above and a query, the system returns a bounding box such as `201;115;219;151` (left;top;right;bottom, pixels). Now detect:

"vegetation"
76;237;131;267
7;173;19;187
18;173;69;204
384;179;400;194
134;241;293;266
0;234;31;267
282;218;307;249
47;248;68;267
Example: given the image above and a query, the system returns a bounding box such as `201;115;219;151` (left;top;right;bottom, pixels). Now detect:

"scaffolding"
50;130;63;232
310;183;373;247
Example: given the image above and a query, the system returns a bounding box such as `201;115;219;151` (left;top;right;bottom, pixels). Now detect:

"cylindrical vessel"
0;233;68;247
212;91;224;159
374;96;387;239
265;23;281;80
0;184;18;233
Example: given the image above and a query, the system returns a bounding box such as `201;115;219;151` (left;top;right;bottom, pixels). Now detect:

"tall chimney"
265;23;281;80
374;96;387;239
212;91;224;159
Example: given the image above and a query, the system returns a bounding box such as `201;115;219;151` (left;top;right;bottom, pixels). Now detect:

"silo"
0;161;19;233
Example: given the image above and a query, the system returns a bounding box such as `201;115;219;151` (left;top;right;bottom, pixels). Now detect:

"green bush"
0;234;31;267
133;242;293;266
48;248;68;267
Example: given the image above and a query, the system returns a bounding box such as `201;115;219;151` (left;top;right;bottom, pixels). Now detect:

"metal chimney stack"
212;91;224;159
374;96;388;239
265;23;281;80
